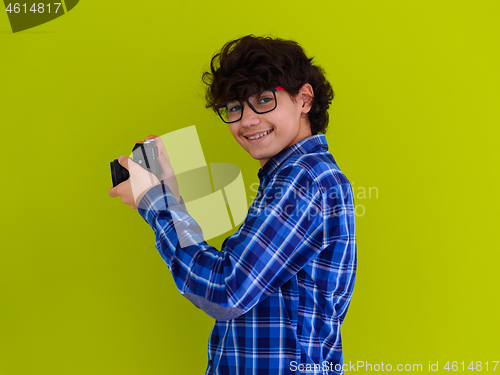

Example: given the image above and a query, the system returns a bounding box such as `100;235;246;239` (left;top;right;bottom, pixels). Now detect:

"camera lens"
110;159;130;187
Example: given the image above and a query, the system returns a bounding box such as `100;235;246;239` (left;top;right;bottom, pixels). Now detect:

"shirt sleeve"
137;165;344;320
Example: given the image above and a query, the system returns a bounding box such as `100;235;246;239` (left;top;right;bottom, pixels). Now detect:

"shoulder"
277;151;351;192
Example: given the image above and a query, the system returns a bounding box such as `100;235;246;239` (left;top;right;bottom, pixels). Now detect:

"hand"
108;155;161;209
143;135;181;203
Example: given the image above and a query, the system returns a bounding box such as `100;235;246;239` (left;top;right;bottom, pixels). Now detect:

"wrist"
161;166;175;179
135;182;162;207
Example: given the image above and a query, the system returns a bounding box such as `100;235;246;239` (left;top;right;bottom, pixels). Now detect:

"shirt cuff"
137;184;187;226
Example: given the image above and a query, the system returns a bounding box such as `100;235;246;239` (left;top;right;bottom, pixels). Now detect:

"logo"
3;1;79;33
134;126;248;242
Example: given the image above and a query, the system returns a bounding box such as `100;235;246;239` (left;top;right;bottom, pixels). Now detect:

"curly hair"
202;35;334;135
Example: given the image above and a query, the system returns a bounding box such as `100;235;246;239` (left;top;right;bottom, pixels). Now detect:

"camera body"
110;139;161;187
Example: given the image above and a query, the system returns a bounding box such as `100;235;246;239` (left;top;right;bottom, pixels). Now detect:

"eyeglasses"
214;86;285;124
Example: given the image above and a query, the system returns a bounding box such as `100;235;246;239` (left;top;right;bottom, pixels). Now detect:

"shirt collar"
257;134;329;180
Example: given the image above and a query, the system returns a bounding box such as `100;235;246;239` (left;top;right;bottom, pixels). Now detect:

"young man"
109;35;356;375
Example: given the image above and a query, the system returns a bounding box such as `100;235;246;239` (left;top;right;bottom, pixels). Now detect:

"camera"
110;139;161;187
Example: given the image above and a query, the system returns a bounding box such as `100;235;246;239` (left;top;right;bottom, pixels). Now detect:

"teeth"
247;129;272;140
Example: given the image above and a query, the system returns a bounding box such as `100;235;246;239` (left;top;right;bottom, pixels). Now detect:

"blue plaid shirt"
138;135;357;375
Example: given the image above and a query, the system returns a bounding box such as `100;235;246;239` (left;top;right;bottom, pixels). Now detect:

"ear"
299;83;314;114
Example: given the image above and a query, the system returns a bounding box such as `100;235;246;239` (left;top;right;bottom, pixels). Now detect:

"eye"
256;90;275;105
258;97;273;104
228;104;242;112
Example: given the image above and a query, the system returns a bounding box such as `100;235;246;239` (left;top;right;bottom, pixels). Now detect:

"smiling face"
228;84;315;167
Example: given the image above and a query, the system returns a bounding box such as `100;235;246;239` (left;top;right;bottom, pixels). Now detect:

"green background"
1;1;499;374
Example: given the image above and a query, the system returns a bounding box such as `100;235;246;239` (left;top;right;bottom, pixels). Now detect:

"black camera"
110;139;161;187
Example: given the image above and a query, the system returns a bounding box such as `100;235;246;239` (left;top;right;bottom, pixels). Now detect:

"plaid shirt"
138;135;357;375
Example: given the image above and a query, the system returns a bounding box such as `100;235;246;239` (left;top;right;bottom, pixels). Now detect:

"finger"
153;136;163;144
144;135;164;147
152;137;169;158
154;137;167;152
118;155;129;170
108;186;119;197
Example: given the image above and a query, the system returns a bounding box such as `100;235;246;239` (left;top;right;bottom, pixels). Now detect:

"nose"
240;101;261;128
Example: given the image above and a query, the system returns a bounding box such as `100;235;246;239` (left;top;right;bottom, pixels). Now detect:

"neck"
259;122;313;167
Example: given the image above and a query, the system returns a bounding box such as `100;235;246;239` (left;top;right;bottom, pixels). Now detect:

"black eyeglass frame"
214;86;286;124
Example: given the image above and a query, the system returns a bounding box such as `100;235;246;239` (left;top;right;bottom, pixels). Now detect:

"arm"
138;165;347;320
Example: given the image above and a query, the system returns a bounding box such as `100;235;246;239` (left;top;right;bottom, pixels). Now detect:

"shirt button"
208;360;213;366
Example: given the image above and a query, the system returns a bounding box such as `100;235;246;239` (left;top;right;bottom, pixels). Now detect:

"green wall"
1;1;499;374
